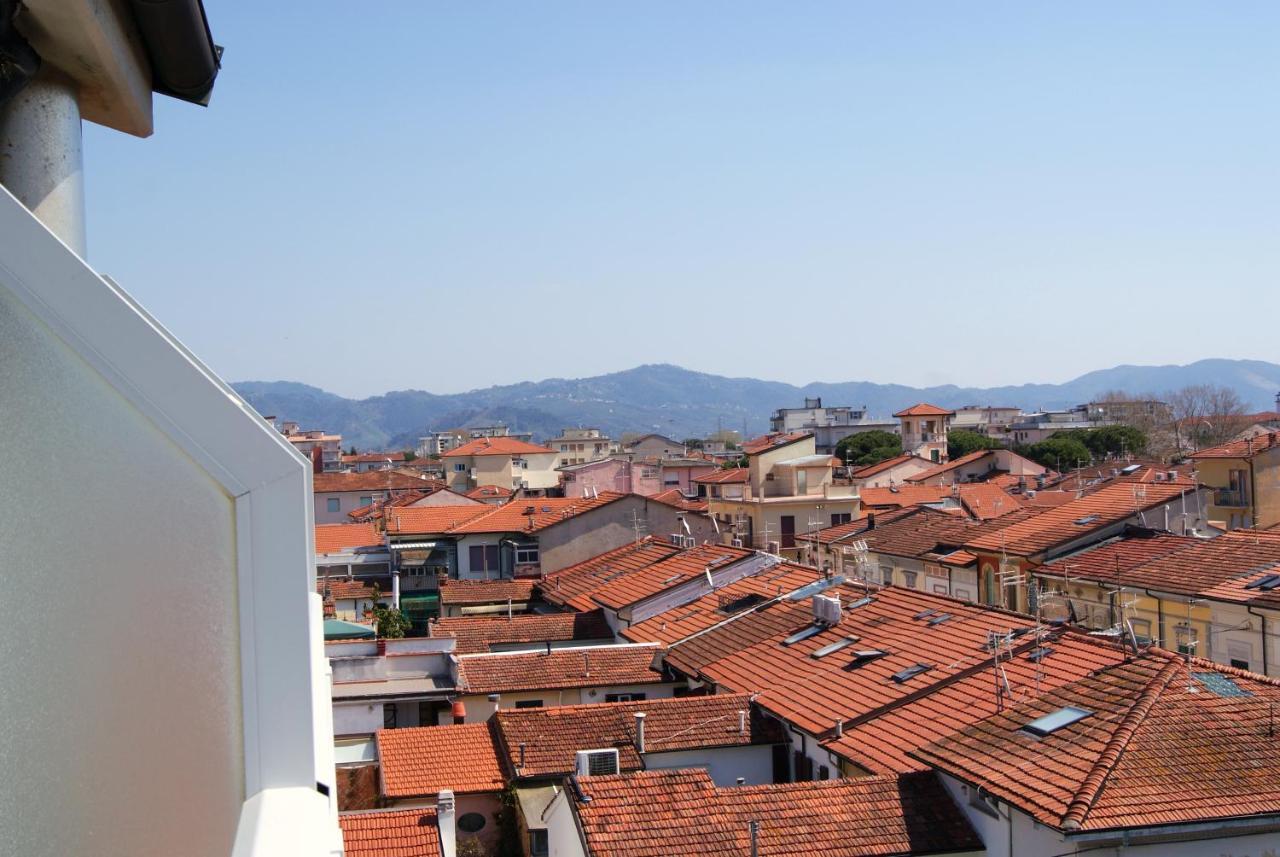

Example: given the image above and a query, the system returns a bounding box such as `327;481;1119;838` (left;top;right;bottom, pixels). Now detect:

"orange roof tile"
621;562;822;646
956;482;1024;520
342;452;409;464
859;506;1036;561
573;769;981;857
1190;431;1280;460
1036;530;1199;587
693;467;748;484
590;544;755;611
903;448;997;482
465;485;514;499
428;610;613;655
1058;529;1280;597
648;488;709;513
849;453;929;480
318;578;379;601
340;808;442;857
741;431;811;455
1019;490;1078;509
965;480;1196;558
448;493;629;535
313;471;432;493
440;436;555;457
316;522;383;554
795;507;920;546
492;693;781;778
893;403;955;417
913;653;1280;832
456;644;664;695
539;539;684;611
859;484;950;509
376;723;505;798
385;505;490;535
438;579;535;605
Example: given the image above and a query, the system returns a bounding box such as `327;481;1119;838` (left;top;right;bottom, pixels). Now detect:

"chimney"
488;693;501;716
634;712;647;753
736;777;746;785
437;790;457;857
518;742;526;769
738;710;747;736
865;513;875;530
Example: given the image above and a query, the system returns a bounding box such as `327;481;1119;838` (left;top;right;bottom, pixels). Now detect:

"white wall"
0;286;244;853
542;789;587;857
644;745;774;786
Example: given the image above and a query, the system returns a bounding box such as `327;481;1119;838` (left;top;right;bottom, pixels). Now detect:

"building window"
641;467;658;478
880;566;894;585
818;765;830;780
902;571;918;589
515;545;540;566
454;463;466;472
605;693;646;703
359;496;371;506
383;705;397;729
417;701;438;726
326;498;340;513
831;513;852;527
529;830;549;857
469;544;500;573
514;699;544;709
457;813;487;834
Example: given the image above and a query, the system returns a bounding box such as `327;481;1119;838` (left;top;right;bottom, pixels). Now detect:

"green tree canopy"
371;603;412;639
1018;436;1092;473
835;430;903;468
947;429;1002;461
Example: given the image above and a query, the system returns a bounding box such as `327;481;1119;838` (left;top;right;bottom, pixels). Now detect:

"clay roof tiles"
438;579;535;606
376;722;505;798
1190;431;1280;460
693;467;749;484
741;431;812;455
455;644;664;695
589;543;755;610
539;539;684;611
313;471;432;493
428;610;613;655
315;522;383;554
440;436;556;457
893;403;955;417
339;808;442;857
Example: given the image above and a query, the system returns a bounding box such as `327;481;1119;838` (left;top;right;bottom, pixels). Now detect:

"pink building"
654;456;719;495
560;456;663;497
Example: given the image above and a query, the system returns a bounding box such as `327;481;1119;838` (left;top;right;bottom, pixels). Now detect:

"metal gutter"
127;0;221;105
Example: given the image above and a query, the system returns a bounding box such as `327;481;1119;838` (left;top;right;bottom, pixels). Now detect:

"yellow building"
1190;432;1280;530
706;431;859;557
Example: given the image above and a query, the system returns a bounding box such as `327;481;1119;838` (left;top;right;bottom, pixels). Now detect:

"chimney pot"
634;712;647;753
738;710;747;735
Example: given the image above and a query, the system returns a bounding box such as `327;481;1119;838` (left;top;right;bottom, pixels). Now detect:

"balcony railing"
1215;489;1249;507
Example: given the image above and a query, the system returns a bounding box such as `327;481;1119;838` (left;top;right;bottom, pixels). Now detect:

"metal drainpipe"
1247;605;1270;676
0;65;86;256
1142;588;1165;649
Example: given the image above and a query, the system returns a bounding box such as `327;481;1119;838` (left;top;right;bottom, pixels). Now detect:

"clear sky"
84;2;1279;399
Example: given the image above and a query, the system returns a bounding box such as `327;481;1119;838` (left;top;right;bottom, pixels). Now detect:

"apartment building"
546;426;619;467
770;396;897;454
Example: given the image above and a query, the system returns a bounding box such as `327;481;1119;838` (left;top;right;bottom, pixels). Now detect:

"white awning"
391;541;437;550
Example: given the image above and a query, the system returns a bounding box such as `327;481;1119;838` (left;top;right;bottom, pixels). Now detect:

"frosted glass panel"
0;286;243;855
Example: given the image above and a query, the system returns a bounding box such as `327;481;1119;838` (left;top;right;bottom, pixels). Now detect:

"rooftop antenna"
630;509;649;545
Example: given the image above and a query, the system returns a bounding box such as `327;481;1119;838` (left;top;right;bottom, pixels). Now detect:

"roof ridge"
1060;656;1182;830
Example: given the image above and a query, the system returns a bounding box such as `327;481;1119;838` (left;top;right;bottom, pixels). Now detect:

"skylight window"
1244;574;1279;590
782;624;825;646
891;663;933;683
913;609;939;621
1023;706;1091;737
847;596;875;610
811;636;860;659
1073;515;1101;526
846;649;888;669
926;613;953;627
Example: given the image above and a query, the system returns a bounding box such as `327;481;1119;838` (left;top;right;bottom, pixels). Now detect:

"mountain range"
233;359;1280;451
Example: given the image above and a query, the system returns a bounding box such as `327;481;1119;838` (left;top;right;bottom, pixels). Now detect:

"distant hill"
233;359;1280;450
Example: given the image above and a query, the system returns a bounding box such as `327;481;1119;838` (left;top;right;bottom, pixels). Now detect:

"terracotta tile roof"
448;493;629;535
1058;529;1280;597
965;480;1197;558
539;539;684;611
343;452;409;464
648;488;709;512
429;610;614;655
903;449;997;482
741;431;811;455
860;506;1037;561
666;584;1042;736
492;693;781;778
860;484;950;509
1190;431;1280;460
456;644;664;695
440;436;555;457
1199;559;1280;608
465;485;514;499
316;522;383;554
1019;490;1079;509
913;652;1280;832
1036;530;1199;587
795;507;920;546
956;483;1024;520
893;403;955;417
318;578;379;601
376;722;505;798
438;579;536;605
693;467;748;484
339;808;441;857
573;768;982;857
385;505;490;535
314;471;433;493
849;453;929;480
590;543;756;611
621;562;822;646
822;631;1127;774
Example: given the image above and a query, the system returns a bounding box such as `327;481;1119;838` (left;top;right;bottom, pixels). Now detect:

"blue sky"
85;2;1279;398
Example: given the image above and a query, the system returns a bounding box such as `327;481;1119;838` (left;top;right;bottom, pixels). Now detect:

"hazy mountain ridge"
233;359;1280;450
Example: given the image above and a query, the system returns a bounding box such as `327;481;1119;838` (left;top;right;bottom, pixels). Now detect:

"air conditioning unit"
766;541;781;555
731;538;744;548
812;593;842;625
576;748;620;777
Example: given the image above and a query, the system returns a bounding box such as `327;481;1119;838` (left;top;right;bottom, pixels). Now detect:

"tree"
1018;435;1092;473
1168;383;1249;452
403;449;417;461
346;445;357;455
947;429;1002;461
371;603;411;639
835;430;903;468
1061;425;1147;458
682;438;705;450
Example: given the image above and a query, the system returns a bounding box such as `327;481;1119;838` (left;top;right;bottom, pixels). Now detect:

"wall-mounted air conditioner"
576;748;620;777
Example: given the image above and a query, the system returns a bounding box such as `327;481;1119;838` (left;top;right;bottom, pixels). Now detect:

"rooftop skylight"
811;636;860;659
782;624;825;646
891;663;933;683
1023;706;1092;736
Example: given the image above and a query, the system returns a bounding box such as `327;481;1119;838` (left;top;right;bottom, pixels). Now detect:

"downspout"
1142;588;1165;649
1247;605;1270;677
